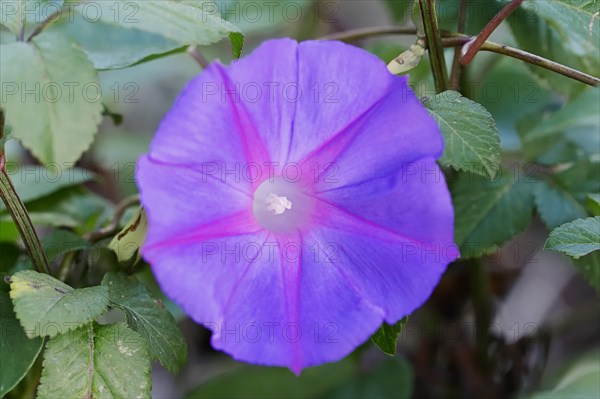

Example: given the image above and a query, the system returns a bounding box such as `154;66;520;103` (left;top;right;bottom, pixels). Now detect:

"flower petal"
137;155;257;247
224;38;299;165
286;40;394;164
311;159;458;322
318;158;455;244
300;77;444;190
147;62;270;169
145;231;270;325
211;233;384;373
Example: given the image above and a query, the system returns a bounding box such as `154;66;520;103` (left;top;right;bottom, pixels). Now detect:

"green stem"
449;0;468;91
0;112;50;275
418;0;448;93
468;259;492;373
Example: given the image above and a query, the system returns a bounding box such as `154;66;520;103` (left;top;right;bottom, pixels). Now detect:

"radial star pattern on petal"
136;38;459;374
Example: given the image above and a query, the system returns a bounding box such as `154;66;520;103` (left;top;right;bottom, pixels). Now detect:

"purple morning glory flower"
137;38;458;373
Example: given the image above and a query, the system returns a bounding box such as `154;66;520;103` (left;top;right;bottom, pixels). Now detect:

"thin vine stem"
319;26;419;41
444;36;600;86
449;0;468;90
460;0;524;65
0;112;51;275
318;27;600;87
418;0;448;93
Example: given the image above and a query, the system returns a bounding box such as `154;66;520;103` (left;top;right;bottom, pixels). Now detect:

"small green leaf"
229;31;244;59
452;170;535;258
533;179;587;230
108;208;147;266
102;272;187;373
9;270;109;338
587;193;600;216
370;317;408;355
37;322;151;399
425;91;501;179
0;292;44;397
0;32;103;164
545;217;600;258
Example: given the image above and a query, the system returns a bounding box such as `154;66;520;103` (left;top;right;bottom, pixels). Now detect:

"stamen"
266;193;292;215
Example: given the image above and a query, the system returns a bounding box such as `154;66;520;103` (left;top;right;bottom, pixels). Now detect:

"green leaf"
425;91;501;179
370;317;408;355
0;187;114;242
37;322;151;399
149;0;241;44
524;0;599;61
533;179;587;230
0;0;64;34
538;158;600;223
9;270;109;337
0;32;103;164
573;251;600;293
56;0;242;69
529;349;600;399
48;11;182;70
0;291;44;398
108;208;147;266
40;229;90;262
0;166;93;213
25;187;114;233
452;170;535;258
327;357;413;399
186;359;355;399
507;2;595;96
587;193;600;216
229;31;244;59
545;217;600;258
526;89;600;140
102;272;187;373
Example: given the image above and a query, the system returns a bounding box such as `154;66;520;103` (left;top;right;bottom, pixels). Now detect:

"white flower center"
266;193;292;215
252;177;314;233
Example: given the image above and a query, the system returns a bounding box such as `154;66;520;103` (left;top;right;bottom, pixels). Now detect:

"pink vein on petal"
215;64;271;184
146;154;254;199
143;210;263;254
276;232;303;374
297;87;391;181
219;232;273;321
311;195;433;249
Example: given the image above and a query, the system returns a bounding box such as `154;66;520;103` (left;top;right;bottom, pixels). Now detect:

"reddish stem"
460;0;524;65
